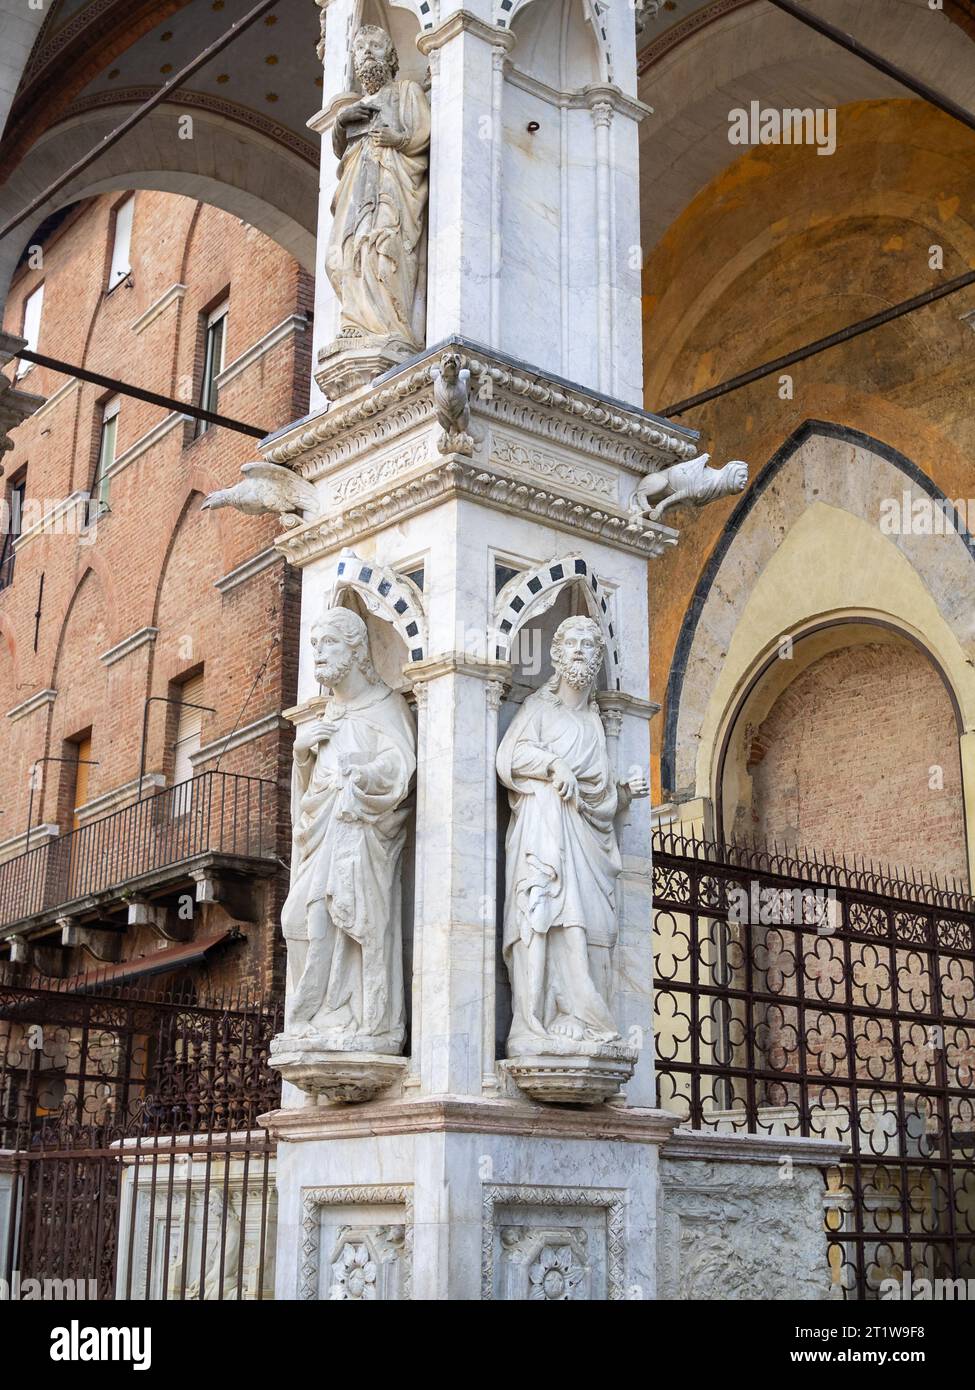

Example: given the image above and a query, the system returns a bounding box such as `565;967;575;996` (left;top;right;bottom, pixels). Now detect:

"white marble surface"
267;1099;673;1300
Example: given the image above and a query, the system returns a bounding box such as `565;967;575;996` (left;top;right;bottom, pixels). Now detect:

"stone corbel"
57;917;122;963
126;897;191;943
190;867;259;924
7;934;30;965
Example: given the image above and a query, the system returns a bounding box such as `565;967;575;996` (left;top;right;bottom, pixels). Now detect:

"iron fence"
652;828;975;1299
0;771;278;931
0;973;282;1299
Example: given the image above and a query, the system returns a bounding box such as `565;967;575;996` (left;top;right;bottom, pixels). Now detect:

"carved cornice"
273;458;679;565
262;341;698;479
261;1097;679;1145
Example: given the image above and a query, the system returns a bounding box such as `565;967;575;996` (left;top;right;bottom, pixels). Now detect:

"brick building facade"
0;189;311;998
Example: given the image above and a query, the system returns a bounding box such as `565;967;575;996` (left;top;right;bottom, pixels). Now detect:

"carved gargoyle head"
439;351;462;384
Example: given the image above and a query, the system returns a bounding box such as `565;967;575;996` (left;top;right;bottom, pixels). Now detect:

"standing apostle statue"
325;24;431;353
282;607;416;1053
497;617;650;1056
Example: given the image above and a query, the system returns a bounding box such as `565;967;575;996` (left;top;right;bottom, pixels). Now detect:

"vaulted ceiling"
0;0;973;298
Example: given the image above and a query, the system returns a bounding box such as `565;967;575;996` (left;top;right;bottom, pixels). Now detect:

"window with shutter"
17;284;43;376
108;196;134;291
172;675;205;785
72;737;92;832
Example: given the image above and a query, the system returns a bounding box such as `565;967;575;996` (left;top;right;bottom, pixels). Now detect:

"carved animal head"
439;352;461;384
723;460;749;494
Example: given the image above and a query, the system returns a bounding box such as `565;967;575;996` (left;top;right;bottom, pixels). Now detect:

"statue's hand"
295;718;337;753
338;99;373;127
549;756;579;805
623;772;651;800
371;126;405;149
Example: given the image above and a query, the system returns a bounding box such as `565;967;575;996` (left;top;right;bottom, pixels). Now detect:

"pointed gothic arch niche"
358;0;426;80
495;553;620;712
326;551;424;1051
508;0;604;89
493;553;619;1053
661;421;975;884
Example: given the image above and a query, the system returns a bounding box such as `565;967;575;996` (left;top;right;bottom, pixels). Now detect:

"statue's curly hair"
546;615;605;694
353;24;400;79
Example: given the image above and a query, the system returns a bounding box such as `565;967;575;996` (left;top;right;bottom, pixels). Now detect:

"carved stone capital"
405;653;513;687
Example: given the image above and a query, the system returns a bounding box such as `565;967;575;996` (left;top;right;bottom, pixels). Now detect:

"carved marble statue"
282;607;416;1052
497;616;649;1057
431;351;477;455
324;25;431;353
630;452;748;522
202;460;319;529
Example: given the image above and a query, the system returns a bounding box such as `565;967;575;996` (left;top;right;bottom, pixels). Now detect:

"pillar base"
261;1096;678;1300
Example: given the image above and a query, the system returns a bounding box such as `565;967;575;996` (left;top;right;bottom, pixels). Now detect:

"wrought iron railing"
0;976;282;1299
0;771;279;931
652;827;975;1298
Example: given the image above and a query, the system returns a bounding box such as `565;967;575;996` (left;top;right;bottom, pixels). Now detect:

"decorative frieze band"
275;459;678;566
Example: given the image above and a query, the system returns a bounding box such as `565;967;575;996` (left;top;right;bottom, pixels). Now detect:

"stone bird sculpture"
202;461;319;529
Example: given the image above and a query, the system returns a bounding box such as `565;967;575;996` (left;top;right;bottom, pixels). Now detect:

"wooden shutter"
72;737;92;831
172;675;205;786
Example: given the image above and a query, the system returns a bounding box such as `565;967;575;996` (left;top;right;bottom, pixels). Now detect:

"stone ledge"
662;1127;849;1168
260;1095;681;1145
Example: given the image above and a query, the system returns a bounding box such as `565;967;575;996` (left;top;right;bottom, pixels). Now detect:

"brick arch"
149;472;228;628
49;563;115;692
148;483;226;698
0;106;317;315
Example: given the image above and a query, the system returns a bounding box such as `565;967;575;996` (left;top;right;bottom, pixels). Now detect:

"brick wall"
738;642;968;884
0;190;313;998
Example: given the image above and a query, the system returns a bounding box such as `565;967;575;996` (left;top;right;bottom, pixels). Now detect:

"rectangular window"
195;301;227;437
108;195;134;291
71;736;93;832
172;673;205;814
93;396;120;512
0;471;26;590
16;284;43;376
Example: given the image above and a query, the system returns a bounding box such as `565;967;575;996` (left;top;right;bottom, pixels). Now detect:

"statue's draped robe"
497;687;621;1047
326;79;430;346
282;685;416;1045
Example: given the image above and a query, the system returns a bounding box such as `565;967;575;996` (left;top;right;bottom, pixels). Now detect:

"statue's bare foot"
288;1019;318;1039
550;1015;585;1041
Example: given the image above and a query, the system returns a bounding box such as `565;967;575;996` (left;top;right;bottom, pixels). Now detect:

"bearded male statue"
497;617;650;1057
324;24;430;353
281;607;416;1052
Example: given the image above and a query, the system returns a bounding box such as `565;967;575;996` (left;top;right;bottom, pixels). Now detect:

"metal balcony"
0;771;281;933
